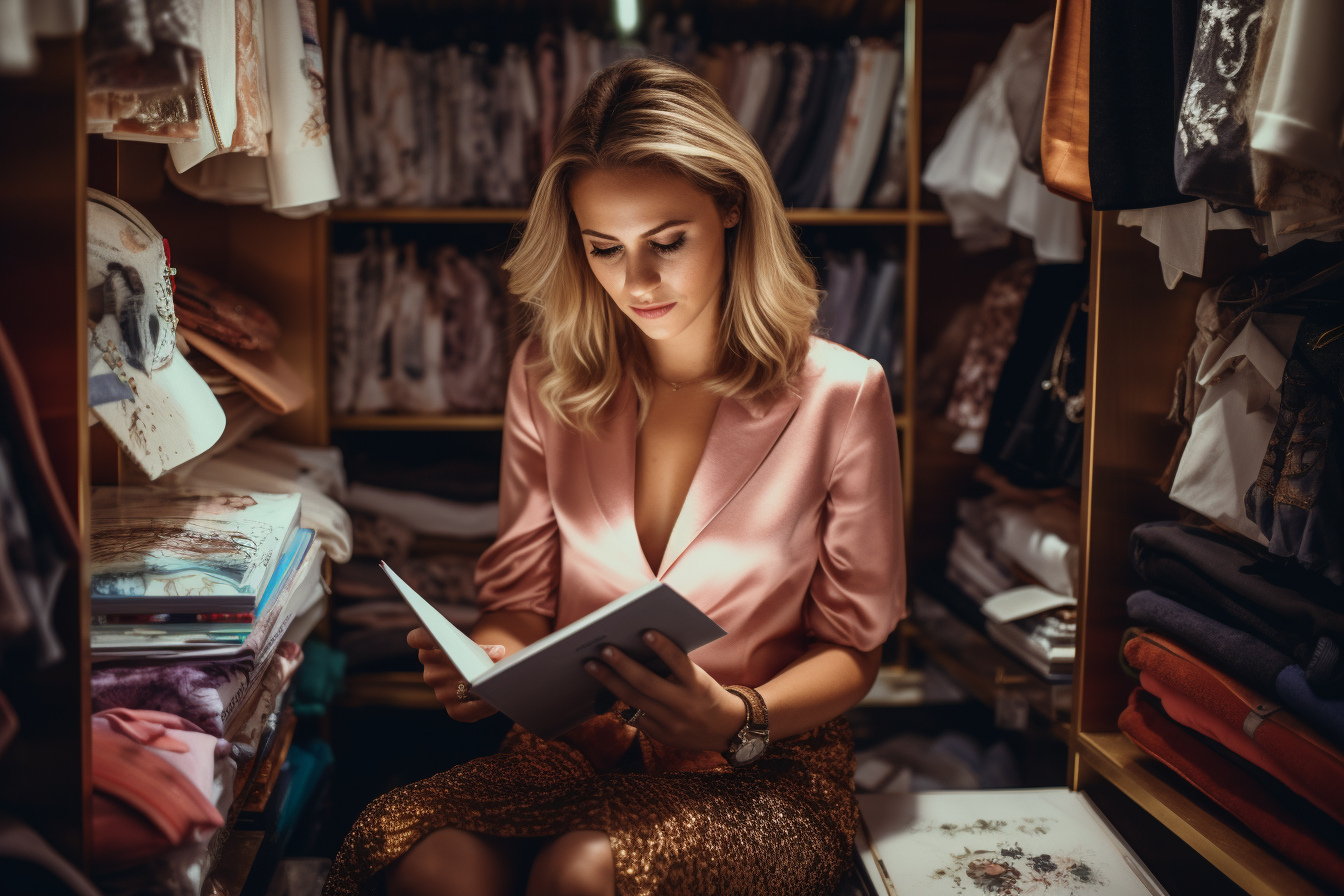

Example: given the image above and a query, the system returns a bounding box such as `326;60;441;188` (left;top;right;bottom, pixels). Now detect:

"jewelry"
656;372;709;392
620;706;645;725
721;685;770;767
456;681;479;704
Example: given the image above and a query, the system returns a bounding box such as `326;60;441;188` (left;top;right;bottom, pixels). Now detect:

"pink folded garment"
93;708;231;811
90;721;224;870
1140;671;1344;826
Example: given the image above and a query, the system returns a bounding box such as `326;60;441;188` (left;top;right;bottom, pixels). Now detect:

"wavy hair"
503;56;819;433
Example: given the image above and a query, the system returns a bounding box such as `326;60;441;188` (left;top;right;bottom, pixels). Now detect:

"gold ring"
456;681;479;704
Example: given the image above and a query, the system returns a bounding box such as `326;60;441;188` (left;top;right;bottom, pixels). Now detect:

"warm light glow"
615;0;639;35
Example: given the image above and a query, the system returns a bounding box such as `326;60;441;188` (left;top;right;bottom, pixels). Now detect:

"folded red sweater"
1125;631;1344;819
1119;689;1344;884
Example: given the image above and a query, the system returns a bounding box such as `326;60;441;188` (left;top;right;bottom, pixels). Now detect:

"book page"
381;561;495;681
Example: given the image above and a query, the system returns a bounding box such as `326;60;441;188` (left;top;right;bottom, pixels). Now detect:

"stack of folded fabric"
333;450;498;673
87;486;323;891
816;250;903;401
941;480;1080;683
1119;520;1344;887
329;235;510;416
328;12;906;210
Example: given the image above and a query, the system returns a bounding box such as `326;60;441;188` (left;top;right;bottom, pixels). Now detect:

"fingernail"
644;631;657;644
602;647;616;659
585;661;599;673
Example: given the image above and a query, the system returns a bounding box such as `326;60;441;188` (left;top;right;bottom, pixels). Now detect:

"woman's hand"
584;630;747;753
408;627;506;722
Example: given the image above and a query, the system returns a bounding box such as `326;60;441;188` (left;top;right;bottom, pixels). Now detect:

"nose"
625;251;661;301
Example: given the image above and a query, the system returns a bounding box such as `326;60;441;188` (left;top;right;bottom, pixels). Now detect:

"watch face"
735;735;766;764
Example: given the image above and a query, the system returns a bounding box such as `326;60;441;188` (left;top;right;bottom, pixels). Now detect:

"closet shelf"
329;413;506;431
1074;731;1328;896
328;207;950;226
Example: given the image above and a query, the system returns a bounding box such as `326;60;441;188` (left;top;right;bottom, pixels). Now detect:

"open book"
381;562;727;739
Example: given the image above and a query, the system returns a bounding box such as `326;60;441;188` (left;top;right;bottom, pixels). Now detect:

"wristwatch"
722;685;770;768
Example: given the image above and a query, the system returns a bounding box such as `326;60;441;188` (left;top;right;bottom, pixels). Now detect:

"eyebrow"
580;219;690;241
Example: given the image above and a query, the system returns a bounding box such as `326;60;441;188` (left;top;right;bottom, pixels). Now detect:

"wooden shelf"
329;206;950;227
330;413;506;431
341;671;442;710
1075;731;1329;896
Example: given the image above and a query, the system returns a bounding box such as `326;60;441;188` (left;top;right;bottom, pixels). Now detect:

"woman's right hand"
407;627;507;722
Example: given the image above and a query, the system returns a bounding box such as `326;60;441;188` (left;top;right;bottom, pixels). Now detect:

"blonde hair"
503;56;819;433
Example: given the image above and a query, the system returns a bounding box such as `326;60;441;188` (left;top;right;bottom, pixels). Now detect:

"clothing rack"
0;2;1327;895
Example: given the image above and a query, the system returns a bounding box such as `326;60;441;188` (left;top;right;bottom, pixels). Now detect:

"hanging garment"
923;14;1084;263
535;31;559;170
1119;688;1344;884
1125;633;1344;824
1088;0;1191;209
980;263;1090;489
231;0;270;156
1249;0;1344;232
0;0;86;75
262;0;339;211
1174;0;1267;209
1245;302;1344;585
772;46;831;191
785;39;856;208
1131;521;1344;693
946;259;1035;445
1040;0;1091;202
1169;312;1303;544
87;0;202;95
167;0;237;171
830;42;901;211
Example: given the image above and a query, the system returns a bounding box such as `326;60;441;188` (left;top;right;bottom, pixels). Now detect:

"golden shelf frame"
1075;732;1328;896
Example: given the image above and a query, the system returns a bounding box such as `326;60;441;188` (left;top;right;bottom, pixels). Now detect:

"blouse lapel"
583;377;652;577
655;388;803;579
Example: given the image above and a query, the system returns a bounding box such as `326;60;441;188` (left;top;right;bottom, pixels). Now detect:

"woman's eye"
589;244;621;258
650;235;685;255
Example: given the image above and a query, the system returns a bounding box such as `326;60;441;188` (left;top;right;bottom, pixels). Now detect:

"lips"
630;301;676;320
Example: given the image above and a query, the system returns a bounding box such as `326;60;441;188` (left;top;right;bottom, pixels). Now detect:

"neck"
643;292;721;384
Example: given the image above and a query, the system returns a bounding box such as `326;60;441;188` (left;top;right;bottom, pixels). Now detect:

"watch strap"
725;685;768;731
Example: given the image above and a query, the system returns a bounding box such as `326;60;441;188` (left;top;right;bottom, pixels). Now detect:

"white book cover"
855;789;1167;896
382;561;727;739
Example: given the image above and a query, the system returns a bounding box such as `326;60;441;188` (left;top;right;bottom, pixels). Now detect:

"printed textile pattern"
230;0;268;155
324;713;858;896
1245;304;1344;585
1174;0;1265;208
946;259;1035;433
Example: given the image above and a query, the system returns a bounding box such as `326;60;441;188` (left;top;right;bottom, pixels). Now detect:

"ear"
722;206;741;229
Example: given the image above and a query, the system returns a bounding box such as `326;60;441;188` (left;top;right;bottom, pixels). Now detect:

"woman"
325;57;905;896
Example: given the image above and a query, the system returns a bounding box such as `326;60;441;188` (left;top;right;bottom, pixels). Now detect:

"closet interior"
1;1;1340;895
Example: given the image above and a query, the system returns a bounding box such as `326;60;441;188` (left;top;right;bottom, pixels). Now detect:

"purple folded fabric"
1127;590;1292;695
91;661;249;738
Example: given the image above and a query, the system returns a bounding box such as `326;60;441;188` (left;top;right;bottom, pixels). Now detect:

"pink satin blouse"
473;335;907;687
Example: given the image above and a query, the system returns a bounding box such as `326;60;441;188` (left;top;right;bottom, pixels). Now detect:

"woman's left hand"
584;630;747;753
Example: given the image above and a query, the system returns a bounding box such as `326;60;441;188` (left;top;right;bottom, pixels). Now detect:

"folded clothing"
1131;521;1344;695
990;503;1077;596
1277;664;1344;753
1140;671;1343;826
333;554;478;604
944;527;1017;602
1124;631;1344;821
1120;688;1344;885
91;660;252;738
1127;590;1292;696
345;482;498;539
91;711;226;870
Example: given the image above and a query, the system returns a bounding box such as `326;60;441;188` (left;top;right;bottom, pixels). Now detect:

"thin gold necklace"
655;371;711;392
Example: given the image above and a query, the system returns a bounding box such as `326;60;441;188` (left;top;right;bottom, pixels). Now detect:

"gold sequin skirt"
323;708;858;896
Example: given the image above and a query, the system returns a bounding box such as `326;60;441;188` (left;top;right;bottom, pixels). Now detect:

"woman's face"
569;167;739;343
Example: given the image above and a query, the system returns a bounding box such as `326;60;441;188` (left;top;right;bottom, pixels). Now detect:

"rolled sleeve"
804;358;907;650
473;340;560;617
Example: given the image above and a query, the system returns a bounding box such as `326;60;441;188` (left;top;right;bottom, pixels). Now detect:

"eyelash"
589;235;686;259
